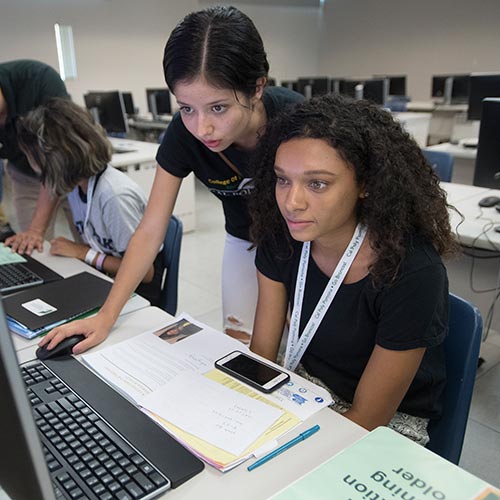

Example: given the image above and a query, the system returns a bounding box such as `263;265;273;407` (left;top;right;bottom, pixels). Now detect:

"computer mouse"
36;334;86;361
478;196;500;208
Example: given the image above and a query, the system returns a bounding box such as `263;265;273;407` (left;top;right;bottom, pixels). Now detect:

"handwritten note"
140;371;284;456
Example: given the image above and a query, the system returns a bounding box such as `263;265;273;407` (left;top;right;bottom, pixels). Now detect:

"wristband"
84;248;98;266
95;253;106;271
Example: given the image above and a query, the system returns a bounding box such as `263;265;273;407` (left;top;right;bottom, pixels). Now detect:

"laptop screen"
0;299;57;500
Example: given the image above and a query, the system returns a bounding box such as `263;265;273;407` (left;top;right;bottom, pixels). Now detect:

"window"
54;24;77;80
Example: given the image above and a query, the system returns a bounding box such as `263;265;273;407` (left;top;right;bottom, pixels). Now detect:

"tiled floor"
4;174;499;487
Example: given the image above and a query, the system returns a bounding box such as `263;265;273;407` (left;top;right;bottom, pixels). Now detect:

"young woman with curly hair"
249;94;458;444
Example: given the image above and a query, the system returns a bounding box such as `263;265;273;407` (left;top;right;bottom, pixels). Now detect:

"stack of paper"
82;313;332;471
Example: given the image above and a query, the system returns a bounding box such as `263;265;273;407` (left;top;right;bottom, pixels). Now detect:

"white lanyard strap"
284;224;367;371
82;175;100;251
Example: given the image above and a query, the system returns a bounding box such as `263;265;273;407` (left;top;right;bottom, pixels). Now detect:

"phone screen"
222;354;283;386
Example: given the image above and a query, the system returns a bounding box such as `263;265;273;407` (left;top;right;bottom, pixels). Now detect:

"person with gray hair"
12;98;162;305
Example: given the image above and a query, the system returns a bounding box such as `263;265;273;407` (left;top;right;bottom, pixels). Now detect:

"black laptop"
0;300;204;500
0;252;63;294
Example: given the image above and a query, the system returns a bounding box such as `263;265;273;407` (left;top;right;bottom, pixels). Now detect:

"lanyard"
82;175;100;251
284;223;367;372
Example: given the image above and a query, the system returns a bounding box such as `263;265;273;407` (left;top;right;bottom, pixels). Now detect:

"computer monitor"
146;88;171;118
296;77;330;99
362;78;389;106
467;73;500;121
280;80;298;92
339;79;361;99
83;91;128;135
267;77;276;86
373;75;407;96
431;75;453;103
121;92;135;116
450;74;470;104
0;300;58;499
473;98;500;188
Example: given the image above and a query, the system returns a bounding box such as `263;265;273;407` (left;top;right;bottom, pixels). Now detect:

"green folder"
271;427;499;500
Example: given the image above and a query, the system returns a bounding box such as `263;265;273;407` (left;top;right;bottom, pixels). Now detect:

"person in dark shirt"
0;59;74;244
249;94;458;444
38;5;303;356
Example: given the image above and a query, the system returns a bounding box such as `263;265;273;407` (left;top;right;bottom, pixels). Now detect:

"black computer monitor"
473;98;500;188
467;73;500;121
374;75;406;96
450;74;470;104
431;75;452;100
267;77;276;86
362;78;389;106
339;79;360;99
280;80;298;92
121;92;135;116
296;77;330;99
146;88;171;118
83;91;128;135
0;300;58;499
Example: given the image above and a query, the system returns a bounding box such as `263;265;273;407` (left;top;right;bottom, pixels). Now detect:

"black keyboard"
22;361;170;500
0;262;43;293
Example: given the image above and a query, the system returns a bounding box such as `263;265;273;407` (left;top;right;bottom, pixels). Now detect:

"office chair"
159;215;183;316
426;293;483;464
422;149;454;182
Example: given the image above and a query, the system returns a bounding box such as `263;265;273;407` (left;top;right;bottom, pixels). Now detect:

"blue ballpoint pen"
247;424;320;471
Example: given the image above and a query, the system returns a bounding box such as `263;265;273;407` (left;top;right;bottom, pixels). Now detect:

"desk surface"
12;249;367;500
109;137;159;168
426;141;477;161
443;182;500;251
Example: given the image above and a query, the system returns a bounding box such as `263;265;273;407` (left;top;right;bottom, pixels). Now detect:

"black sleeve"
155;114;194;179
375;262;448;350
255;240;290;283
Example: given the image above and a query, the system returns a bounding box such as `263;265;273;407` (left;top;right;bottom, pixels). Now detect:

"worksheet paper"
140;371;284;456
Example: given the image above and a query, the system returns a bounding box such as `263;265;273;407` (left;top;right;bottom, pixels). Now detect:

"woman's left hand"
50;237;88;261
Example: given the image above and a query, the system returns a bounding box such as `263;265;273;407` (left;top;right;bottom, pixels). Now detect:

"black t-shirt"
156;87;304;240
256;236;448;419
0;59;69;177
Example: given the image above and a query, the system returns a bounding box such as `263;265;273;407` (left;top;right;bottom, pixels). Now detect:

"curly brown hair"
249;93;458;285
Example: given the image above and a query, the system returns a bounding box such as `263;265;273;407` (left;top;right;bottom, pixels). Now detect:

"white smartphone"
215;351;290;393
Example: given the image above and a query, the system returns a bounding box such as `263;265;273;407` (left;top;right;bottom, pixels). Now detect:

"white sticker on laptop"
22;299;57;316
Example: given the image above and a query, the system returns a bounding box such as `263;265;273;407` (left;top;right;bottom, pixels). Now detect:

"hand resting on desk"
38;313;115;355
4;228;44;255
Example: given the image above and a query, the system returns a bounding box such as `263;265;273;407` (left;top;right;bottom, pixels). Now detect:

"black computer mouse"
36;334;86;361
478;196;500;208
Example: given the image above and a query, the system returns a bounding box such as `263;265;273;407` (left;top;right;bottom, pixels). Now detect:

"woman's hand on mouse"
39;313;115;354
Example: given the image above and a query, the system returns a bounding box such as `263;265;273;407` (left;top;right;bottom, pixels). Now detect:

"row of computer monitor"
281;73;500;121
83;88;171;135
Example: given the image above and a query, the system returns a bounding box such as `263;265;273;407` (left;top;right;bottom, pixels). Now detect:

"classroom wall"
318;0;500;101
0;0;321;114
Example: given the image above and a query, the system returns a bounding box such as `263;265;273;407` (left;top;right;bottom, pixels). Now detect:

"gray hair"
17;98;112;196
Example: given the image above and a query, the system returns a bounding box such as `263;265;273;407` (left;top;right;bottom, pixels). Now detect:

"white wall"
318;0;500;101
0;0;321;114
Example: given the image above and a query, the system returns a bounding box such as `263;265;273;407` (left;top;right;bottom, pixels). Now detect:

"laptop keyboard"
0;262;43;293
22;361;170;500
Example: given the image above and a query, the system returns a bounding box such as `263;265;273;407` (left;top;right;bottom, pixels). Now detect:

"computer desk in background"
108;136;196;233
442;182;500;338
9;246;368;500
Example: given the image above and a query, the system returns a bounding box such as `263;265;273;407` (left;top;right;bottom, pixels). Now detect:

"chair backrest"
159;215;183;316
422;149;454;182
426;293;483;464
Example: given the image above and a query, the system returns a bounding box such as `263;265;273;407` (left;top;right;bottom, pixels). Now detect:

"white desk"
441;182;500;335
11;250;367;499
108;137;196;232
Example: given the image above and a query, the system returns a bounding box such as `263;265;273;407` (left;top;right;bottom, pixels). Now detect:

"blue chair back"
422;149;454;182
160;215;183;316
426;293;482;464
